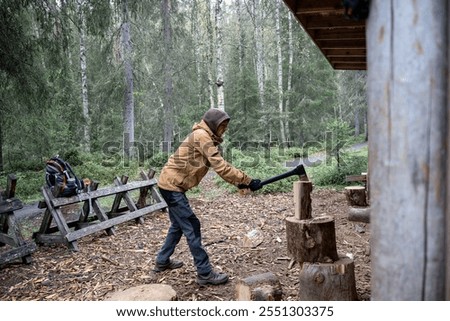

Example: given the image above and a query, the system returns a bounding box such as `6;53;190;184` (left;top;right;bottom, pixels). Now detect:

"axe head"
293;164;308;180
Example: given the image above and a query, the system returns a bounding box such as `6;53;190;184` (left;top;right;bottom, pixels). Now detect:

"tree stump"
285;215;339;263
298;256;358;301
105;284;177;301
235;272;282;301
345;186;367;206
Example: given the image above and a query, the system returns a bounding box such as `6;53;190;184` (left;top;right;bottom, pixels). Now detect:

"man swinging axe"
154;108;307;286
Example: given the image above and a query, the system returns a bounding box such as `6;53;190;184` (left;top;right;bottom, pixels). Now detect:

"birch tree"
275;0;286;143
192;0;202;108
161;0;174;152
285;10;293;143
77;0;91;152
252;0;267;135
206;0;215;109
121;0;134;158
215;0;224;111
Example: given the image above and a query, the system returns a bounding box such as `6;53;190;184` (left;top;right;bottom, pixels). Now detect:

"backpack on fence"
45;156;84;197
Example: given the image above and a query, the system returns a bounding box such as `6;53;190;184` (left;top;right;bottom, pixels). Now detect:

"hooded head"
202;108;230;136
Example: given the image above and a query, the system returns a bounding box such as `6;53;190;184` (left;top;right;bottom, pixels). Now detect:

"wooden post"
367;1;447;300
5;174;17;198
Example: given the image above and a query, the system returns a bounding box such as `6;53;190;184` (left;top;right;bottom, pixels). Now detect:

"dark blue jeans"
156;188;212;276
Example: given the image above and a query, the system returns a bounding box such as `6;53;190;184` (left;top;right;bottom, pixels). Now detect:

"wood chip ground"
0;176;371;301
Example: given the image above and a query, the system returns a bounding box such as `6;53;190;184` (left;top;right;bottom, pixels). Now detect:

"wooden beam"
302;15;365;30
317;39;366;50
286;0;344;15
312;29;366;41
324;48;366;57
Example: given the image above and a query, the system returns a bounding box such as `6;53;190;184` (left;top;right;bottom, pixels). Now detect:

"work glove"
248;179;262;191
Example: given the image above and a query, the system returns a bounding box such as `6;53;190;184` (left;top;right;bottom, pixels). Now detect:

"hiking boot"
153;259;184;272
196;271;229;286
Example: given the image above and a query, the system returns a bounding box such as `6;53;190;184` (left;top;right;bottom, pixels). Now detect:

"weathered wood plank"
0;198;23;214
0;241;36;266
50;179;158;207
345;174;367;182
92;198;115;236
65;202;166;242
111;175;129;214
0;233;15;246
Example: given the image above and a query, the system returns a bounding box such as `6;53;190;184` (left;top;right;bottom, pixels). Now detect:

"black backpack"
45;156;84;197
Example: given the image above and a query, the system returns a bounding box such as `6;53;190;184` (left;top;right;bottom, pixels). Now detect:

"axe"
260;164;308;188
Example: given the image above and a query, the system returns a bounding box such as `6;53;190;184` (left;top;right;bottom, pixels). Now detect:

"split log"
105;284;177;301
348;207;370;223
298;256;358;301
345;186;367;207
293;181;313;220
285;215;339;263
235;272;282;301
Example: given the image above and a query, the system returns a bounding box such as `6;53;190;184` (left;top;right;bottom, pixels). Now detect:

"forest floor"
0;174;371;301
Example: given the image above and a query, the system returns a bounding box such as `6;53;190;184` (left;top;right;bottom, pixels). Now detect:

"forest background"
0;0;368;203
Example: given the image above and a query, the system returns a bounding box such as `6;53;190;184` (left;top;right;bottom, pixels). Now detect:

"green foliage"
308;149;368;187
0;0;368;193
148;152;170;169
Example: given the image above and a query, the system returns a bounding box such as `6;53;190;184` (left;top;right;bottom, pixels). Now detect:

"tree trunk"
206;0;215;109
253;0;266;125
285;11;293;143
77;0;91;153
215;0;225;111
276;0;286;143
162;0;174;153
0;111;3;172
367;0;447;300
192;0;202;109
354;107;360;137
122;0;134;158
236;0;243;72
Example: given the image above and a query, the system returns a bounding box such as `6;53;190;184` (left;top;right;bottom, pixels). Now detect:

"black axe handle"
260;164;307;187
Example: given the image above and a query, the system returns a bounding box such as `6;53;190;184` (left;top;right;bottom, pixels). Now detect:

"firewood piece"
345;186;367;206
235;272;282;301
348;207;370;223
298;256;358;301
105;284;177;301
293;181;313;220
286;215;339;263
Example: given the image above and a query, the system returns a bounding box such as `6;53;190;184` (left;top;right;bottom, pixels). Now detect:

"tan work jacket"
157;120;252;192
